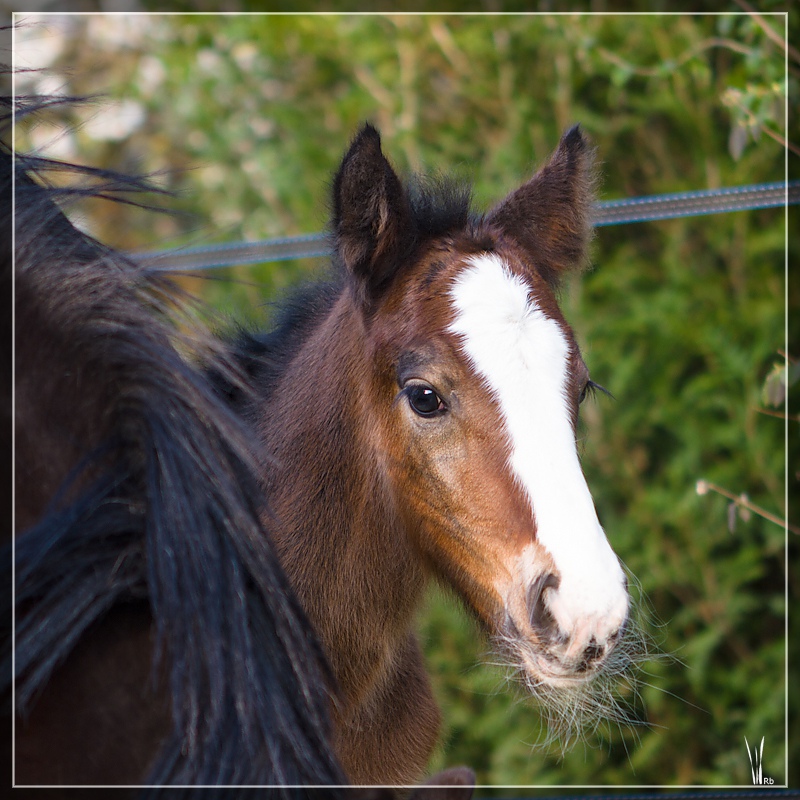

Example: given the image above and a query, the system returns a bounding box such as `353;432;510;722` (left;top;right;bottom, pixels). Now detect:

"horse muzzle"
500;568;630;686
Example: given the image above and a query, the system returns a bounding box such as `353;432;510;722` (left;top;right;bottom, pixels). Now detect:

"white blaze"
448;253;627;643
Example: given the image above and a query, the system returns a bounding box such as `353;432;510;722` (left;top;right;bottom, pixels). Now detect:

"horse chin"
492;612;642;750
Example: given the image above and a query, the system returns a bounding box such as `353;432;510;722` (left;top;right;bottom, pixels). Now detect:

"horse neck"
255;289;427;700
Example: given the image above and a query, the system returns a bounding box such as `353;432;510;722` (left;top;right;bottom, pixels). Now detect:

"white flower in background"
231;41;259;72
86;15;152;50
137;55;167;97
14;14;70;87
82;100;146;142
197;49;224;74
29;122;77;160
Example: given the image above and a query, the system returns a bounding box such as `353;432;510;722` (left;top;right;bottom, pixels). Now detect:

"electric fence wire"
131;180;800;273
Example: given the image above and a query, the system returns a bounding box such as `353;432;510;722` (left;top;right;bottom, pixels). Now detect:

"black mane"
4;97;345;791
213;279;342;413
405;172;475;238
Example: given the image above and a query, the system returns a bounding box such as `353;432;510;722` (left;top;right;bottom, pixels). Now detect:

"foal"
227;124;632;784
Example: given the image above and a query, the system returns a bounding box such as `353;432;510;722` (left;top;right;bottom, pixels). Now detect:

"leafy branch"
696;479;799;534
696;351;798;535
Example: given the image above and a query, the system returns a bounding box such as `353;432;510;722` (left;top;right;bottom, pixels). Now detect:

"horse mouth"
495;610;628;689
508;641;607;688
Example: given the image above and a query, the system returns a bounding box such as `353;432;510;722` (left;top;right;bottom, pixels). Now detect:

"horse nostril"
585;639;604;662
608;614;629;646
576;639;605;672
527;572;560;641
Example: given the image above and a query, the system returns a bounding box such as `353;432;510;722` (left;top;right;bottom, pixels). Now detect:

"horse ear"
486;125;596;287
332;124;414;306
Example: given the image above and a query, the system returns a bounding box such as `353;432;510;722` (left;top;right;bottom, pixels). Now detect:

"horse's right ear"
332;124;414;307
486;125;596;287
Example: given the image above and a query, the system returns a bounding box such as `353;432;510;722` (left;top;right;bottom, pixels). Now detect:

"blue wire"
133;180;799;272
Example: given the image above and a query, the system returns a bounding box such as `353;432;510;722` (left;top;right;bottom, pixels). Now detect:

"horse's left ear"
332;124;414;307
486;125;596;287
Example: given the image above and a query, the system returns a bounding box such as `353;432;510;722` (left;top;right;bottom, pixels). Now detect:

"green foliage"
14;10;793;788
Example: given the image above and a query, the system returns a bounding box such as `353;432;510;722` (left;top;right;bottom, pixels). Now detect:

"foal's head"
332;125;631;730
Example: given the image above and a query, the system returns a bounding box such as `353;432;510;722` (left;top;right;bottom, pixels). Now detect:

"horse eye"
407;385;446;417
